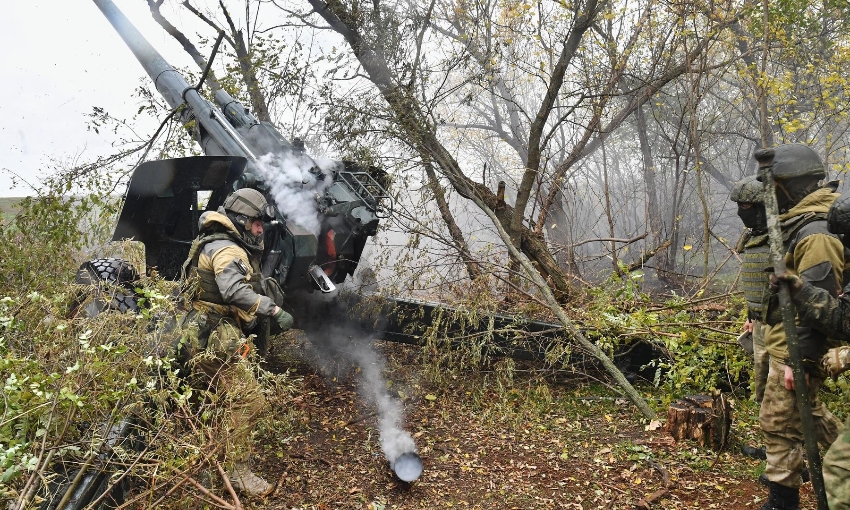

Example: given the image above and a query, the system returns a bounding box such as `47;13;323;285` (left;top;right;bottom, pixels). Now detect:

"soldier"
731;176;772;466
731;175;771;405
772;248;850;509
180;187;294;497
757;143;843;510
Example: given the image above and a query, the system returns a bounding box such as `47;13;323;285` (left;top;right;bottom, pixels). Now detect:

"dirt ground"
182;335;824;510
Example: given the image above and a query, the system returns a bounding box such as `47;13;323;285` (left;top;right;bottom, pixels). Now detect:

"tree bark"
309;0;578;299
423;163;483;281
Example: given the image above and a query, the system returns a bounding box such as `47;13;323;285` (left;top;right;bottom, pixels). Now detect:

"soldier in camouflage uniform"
180;188;294;497
772;195;850;509
757;144;843;510
731;175;771;404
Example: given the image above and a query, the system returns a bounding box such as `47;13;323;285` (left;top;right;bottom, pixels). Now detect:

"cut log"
665;393;731;451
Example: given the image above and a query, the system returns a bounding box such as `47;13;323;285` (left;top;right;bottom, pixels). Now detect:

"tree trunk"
665;394;731;451
424;164;483;281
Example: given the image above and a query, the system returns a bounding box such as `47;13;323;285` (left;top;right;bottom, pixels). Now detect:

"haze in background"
0;1;210;197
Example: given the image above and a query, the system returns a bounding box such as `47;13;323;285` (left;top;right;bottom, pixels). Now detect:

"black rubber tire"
73;258;140;316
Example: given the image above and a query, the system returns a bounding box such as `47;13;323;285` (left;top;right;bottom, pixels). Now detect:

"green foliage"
0;177;297;508
580;282;752;404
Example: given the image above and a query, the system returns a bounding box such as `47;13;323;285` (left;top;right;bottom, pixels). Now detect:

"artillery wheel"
71;258;140;317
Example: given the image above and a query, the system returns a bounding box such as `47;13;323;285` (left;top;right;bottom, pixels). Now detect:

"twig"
635;461;671;508
339;410;378;428
646;292;742;312
213;457;244;510
185;475;237;509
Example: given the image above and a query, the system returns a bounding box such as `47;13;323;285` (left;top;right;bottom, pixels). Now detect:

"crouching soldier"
179;188;294;497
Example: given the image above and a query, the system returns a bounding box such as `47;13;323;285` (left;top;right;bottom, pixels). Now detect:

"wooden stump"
665;393;731;451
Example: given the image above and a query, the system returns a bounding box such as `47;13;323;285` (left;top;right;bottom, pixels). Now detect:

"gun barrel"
92;0;256;162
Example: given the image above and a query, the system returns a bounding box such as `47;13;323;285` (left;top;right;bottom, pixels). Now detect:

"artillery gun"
36;1;397;508
78;0;391;322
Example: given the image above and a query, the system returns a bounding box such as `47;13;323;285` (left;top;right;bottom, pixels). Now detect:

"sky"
0;0;207;197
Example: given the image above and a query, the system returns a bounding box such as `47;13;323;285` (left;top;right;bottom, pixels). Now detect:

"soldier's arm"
791;233;844;296
788;232;845;363
792;282;850;342
212;246;276;316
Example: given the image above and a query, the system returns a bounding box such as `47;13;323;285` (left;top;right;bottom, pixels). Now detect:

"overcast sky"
0;0;209;197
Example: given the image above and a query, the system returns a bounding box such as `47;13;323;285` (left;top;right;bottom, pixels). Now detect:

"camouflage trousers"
753;320;768;405
824;416;850;509
759;357;841;488
181;310;266;465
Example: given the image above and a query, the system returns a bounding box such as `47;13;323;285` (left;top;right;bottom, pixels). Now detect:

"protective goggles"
258;203;277;222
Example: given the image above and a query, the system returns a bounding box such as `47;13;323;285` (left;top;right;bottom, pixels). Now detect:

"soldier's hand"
822;346;850;380
783;364;809;391
273;306;294;331
769;272;803;295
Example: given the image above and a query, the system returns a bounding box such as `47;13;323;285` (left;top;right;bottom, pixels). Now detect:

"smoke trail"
254;152;338;236
298;304;418;471
348;340;417;466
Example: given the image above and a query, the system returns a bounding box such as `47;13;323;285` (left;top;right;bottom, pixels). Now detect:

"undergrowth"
3;182;848;509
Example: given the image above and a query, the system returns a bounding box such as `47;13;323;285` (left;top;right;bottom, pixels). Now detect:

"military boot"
229;461;274;497
759;481;800;510
758;466;809;486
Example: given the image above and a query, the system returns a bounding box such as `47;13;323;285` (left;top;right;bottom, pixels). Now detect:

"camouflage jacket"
184;210;276;327
764;187;846;368
792;282;850;344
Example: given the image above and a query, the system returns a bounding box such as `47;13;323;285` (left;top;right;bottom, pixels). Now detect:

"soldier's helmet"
769;143;825;181
730;175;763;204
223;188;275;222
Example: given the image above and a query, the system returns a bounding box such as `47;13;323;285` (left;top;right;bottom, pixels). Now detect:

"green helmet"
769;143;825;181
730;175;763;204
223;188;275;222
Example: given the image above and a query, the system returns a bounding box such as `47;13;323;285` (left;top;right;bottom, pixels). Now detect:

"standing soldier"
731;175;771;406
771;182;850;509
180;188;294;497
757;143;843;510
731;176;772;466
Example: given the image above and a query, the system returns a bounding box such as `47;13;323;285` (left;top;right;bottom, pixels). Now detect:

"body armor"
763;212;829;327
741;234;771;320
182;232;264;309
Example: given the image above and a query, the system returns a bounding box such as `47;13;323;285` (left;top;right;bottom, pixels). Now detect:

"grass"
0;197;24;222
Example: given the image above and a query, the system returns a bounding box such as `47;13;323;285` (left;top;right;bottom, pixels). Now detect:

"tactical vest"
764;211;830;326
740;233;770;321
181;232;264;307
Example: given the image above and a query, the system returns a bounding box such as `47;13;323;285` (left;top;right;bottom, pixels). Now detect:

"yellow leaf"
683;244;693;251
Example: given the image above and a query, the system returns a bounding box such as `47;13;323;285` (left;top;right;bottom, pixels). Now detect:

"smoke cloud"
349;339;417;465
299;311;418;469
254;152;338;236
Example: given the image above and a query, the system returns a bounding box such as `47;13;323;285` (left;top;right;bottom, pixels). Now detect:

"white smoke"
299;308;418;468
350;343;417;464
254;152;337;236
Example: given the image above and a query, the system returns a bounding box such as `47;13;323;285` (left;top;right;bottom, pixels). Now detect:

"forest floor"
188;334;821;510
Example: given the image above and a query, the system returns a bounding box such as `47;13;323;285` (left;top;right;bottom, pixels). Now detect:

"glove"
273;307;294;331
768;272;803;295
822;346;850;380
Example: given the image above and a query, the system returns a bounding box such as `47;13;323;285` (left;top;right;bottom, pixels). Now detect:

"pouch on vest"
261;277;285;307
